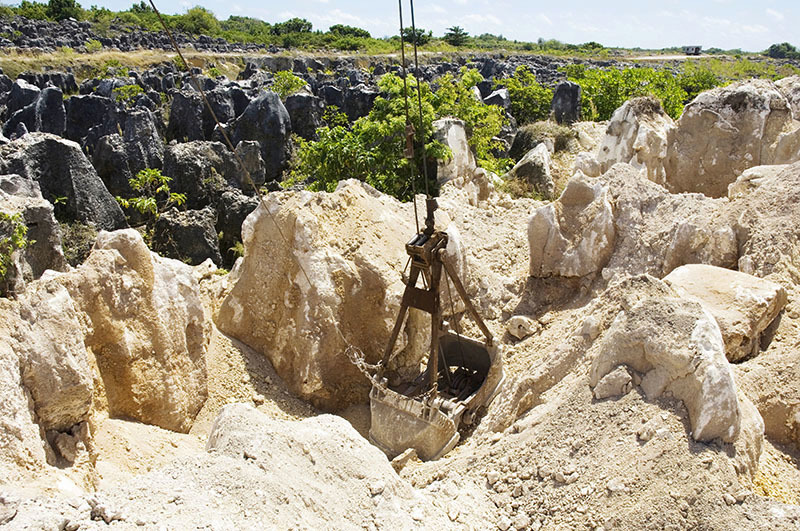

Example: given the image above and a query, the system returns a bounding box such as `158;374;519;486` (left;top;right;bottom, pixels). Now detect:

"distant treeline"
0;0;796;57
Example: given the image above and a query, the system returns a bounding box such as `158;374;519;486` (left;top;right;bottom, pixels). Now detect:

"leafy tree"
46;0;80;20
174;6;219;35
112;84;143;106
14;1;48;20
444;26;469;47
329;24;370;39
116;168;186;225
292;69;509;198
677;61;723;103
271;17;312;35
401;27;432;46
766;42;800;59
270;70;306;100
501;66;554;124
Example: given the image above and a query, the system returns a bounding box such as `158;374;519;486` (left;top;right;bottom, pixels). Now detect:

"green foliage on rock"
501;66;554;125
112;84;143;106
116;168;186;223
0;212;32;297
173;6;219;35
291;68;507;200
270;70;306;100
46;0;80;21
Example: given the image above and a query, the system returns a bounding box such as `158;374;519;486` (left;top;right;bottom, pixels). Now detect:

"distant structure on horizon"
682;45;702;56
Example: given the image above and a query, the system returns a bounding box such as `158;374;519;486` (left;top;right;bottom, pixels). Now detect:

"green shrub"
677;61;724;103
501;66;554;125
270;70;306;99
291;69;509;199
173;6;220;35
85;38;102;53
112;84;144;107
443;26;469;47
116;168;186;224
0;212;32;297
329;24;370;39
206;65;222;78
563;65;687;120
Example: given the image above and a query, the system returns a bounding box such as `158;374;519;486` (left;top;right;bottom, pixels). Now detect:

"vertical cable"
409;0;430;198
398;0;420;234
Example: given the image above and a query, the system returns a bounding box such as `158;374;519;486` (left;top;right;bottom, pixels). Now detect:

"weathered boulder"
600;164;737;282
775;75;800;117
664;264;787;362
284;92;323;140
200;88;235;139
215;189;259;267
217;180;463;410
152;207;223;266
550;81;581;125
166;91;204;142
0;133;126;230
579;97;675;186
0;174;67;283
3;86;66;137
121;108;163;175
725;161;800;277
484;88;510;109
64;93;114;150
57;229;209;433
503;143;554;199
92;134;133;198
590;288;741;442
440;167;497;207
7;79;39;116
528;173;614;278
342;84;378;121
231;91;291;182
665;79;800;197
14;282;93;432
433;117;476;184
163;141;263;209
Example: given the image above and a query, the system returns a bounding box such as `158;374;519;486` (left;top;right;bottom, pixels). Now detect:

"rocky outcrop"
0;133;126;230
0;174;67;286
503;143;554;199
433;118;476;185
57;229;209;433
590;290;741;442
550;81;581;125
217;180;466;410
231;91;291;182
3;86;66;138
601;164;737;282
166;91;204;142
163;141;263;209
577;97;675;186
152;207;223;266
775;75;800;117
664;264;787;362
528;173;614;278
284;92;323;140
665;79;800;197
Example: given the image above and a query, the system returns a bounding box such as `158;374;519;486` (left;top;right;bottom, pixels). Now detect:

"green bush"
563;65;687;120
270;70;306;100
112;84;144;106
329;24;370;39
677;61;724;103
174;6;219;35
443;26;469;47
116;168;186;224
291;69;509;199
501;66;554;125
271;17;312;35
0;212;32;297
85;38;102;53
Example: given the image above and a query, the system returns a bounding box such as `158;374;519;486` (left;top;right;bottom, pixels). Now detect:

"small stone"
512;484;524;498
487;470;501;485
734;490;752;503
513;513;531;530
410;507;424;521
369;481;385;496
580;316;600;339
497;516;512;531
593;366;633;399
490;432;503;443
637;425;656;442
723;493;737;506
554;471;566;484
448;506;459;521
391;448;417;472
507;316;539;340
607;477;627;494
538;465;553;480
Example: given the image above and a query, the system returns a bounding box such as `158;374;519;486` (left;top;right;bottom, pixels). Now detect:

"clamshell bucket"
369;332;504;461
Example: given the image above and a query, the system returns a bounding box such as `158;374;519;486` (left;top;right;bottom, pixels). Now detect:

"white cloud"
538;14;553;26
766;8;784;22
462;13;502;26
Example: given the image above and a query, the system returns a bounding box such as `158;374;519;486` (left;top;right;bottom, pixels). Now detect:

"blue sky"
91;0;796;51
